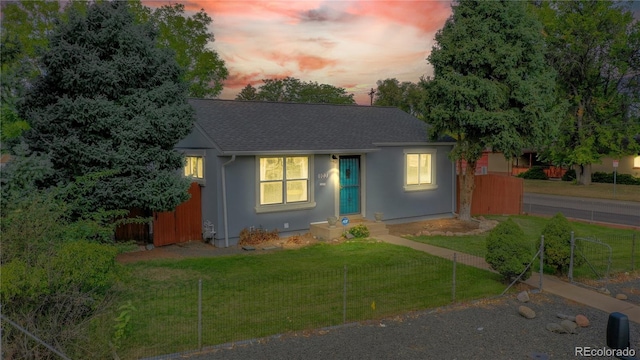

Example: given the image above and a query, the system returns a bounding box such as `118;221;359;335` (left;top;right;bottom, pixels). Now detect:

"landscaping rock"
616;293;628;300
575;314;590;327
145;244;155;251
517;291;530;303
546;323;567;334
346;233;355;239
556;313;576;321
598;288;611;295
431;231;445;236
519;305;536;319
560;320;577;334
445;231;453;236
242;245;256;251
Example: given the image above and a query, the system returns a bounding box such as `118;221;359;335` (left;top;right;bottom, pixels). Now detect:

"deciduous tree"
374;78;426;117
533;0;640;185
425;0;560;221
236;77;355;104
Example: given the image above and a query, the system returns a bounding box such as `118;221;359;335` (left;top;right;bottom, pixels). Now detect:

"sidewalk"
377;233;640;324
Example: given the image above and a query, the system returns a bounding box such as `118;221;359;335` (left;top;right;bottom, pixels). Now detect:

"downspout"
221;155;236;248
452;158;458;217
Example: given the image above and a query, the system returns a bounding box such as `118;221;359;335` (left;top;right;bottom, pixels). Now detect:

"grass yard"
524;179;640;202
409;215;640;279
115;240;505;359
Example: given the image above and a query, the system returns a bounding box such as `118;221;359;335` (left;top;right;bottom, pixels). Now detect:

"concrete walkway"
377;233;640;324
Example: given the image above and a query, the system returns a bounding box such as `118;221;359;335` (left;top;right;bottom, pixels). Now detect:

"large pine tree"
19;1;193;213
425;0;560;221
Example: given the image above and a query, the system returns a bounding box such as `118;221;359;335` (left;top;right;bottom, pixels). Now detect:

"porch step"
309;219;388;241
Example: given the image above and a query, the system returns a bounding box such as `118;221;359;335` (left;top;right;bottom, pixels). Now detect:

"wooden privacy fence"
115;182;203;246
457;174;523;215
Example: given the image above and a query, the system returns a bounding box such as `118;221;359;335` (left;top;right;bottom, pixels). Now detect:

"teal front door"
339;156;360;215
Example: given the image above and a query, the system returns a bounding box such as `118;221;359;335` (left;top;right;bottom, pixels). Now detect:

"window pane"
260;182;283;205
419;154;431;184
406;154;419;185
634;156;640;168
260;158;283;181
286;180;308;202
286;157;308;179
184;156;203;178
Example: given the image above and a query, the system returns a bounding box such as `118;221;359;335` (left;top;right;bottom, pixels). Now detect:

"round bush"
349;224;370;238
485;218;533;281
517;166;549;180
538;213;576;274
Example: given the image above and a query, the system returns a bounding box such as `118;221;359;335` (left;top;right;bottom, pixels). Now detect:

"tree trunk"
458;160;477;221
575;164;592;185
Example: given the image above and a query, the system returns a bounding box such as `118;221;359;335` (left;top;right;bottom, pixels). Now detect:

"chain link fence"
110;255;503;359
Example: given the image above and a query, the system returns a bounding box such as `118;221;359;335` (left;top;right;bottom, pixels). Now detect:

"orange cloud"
266;52;338;72
345;1;451;34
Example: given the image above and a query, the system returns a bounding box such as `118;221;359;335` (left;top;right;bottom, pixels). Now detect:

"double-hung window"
404;149;437;191
258;156;313;210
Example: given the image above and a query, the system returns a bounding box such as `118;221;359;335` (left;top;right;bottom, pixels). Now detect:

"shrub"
561;168;576;182
348;224;370;238
538;213;576;274
592;172;640;185
517;166;548;180
485;218;533;281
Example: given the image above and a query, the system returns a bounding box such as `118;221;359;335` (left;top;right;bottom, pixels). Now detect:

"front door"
339;156;360;215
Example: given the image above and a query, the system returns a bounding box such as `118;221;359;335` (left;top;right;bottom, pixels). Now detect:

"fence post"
539;235;544;292
452;253;457;302
198;279;202;351
343;265;347;324
632;234;636;272
569;231;575;283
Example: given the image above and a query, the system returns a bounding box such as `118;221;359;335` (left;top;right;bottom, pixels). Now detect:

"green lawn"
524;179;640;202
409;215;640;277
115;240;505;359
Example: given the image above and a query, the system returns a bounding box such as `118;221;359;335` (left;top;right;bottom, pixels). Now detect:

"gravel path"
170;289;640;360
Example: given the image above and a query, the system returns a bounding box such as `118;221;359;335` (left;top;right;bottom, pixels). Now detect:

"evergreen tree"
19;1;193;213
425;0;560;221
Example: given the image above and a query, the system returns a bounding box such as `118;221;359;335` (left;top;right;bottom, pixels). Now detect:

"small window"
634;156;640;168
184;156;204;179
404;150;437;191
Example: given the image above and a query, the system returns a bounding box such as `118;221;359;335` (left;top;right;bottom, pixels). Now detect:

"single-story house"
175;99;456;247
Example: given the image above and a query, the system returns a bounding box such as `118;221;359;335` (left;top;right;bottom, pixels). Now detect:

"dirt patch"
387;218;479;236
116;218;481;264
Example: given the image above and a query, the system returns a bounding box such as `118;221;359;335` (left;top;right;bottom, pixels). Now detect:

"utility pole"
368;88;376;106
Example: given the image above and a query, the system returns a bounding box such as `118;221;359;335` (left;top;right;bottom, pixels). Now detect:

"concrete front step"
310;219;388;241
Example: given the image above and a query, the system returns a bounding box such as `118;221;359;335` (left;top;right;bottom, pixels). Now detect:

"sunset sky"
142;1;640;105
142;0;453;105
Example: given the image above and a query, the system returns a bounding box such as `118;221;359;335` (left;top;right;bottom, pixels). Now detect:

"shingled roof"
188;99;447;154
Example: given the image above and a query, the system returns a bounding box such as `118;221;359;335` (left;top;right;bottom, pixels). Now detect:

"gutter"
221;155;236;247
452;159;458;218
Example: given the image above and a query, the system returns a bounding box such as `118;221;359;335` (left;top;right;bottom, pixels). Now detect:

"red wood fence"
153;182;203;246
115;182;203;246
457;174;523;215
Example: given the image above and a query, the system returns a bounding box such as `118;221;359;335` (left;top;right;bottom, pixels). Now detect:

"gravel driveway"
166;289;640;360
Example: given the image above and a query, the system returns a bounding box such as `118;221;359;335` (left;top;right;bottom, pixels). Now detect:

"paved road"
523;193;640;227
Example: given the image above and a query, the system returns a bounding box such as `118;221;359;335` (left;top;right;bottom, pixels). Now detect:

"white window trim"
404;148;438;192
182;150;206;185
255;155;316;213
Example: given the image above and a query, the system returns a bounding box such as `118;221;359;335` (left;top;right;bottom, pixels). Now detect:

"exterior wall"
364;145;455;223
591;156;640;177
213;154;336;246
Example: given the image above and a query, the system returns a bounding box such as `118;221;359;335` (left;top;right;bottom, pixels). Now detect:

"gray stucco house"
176;99;456;247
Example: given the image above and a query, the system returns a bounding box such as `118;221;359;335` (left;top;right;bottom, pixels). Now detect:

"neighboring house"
175;99;456;247
591;155;640;178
